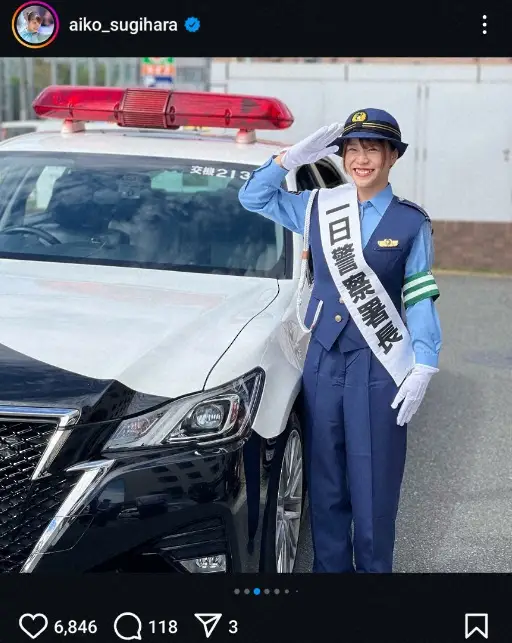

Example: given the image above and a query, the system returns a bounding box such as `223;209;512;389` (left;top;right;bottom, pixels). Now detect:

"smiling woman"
0;152;290;279
238;110;443;576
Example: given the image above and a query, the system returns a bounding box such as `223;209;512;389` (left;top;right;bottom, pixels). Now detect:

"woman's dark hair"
27;11;42;23
342;138;396;155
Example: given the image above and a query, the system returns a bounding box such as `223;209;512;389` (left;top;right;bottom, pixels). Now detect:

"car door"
280;163;321;364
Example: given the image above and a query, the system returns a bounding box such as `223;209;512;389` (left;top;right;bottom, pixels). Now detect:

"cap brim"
333;132;408;158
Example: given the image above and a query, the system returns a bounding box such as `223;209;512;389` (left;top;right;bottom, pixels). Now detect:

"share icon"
194;613;222;639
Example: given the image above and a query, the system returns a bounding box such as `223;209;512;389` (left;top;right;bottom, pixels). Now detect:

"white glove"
280;123;345;171
391;364;439;426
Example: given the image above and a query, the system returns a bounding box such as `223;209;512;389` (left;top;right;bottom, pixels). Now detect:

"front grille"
0;420;76;573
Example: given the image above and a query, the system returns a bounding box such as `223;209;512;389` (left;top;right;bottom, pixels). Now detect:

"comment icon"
113;612;142;641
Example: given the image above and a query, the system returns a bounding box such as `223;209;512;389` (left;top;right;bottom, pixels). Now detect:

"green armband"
403;271;440;308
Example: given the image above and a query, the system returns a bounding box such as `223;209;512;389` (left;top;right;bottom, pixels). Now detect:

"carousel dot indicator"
253;588;261;595
244;589;250;595
264;589;270;595
234;589;240;595
274;589;280;595
285;589;289;594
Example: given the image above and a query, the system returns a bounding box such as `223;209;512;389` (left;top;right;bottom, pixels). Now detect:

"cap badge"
352;111;367;122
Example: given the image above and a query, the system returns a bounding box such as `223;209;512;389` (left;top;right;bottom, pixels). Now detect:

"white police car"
0;86;344;575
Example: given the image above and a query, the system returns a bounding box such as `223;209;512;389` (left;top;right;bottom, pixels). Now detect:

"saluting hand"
391;364;439;426
277;123;345;171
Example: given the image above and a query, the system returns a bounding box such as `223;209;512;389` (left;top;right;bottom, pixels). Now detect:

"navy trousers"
302;336;407;573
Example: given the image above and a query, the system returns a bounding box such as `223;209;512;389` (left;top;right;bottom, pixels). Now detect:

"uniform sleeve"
404;220;442;368
238;157;311;235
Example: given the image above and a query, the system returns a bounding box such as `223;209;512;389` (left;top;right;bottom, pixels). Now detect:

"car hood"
0;259;279;402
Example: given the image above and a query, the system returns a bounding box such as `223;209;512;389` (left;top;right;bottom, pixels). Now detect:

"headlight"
103;369;264;451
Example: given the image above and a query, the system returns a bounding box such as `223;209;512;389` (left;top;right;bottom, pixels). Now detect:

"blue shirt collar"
359;183;394;216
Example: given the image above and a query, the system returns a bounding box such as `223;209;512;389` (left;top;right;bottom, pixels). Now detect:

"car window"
314;159;344;188
296;165;318;190
152;167;248;193
0;153;290;279
26;166;67;215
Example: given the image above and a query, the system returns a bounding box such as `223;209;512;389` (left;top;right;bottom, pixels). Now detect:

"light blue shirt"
19;28;47;43
239;157;442;368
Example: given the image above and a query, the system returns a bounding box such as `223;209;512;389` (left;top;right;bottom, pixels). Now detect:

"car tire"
259;410;306;573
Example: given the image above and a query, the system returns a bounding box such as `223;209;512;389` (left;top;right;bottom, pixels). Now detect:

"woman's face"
27;18;40;32
343;138;398;193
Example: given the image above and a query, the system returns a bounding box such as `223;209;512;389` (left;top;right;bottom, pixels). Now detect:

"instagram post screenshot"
0;1;511;641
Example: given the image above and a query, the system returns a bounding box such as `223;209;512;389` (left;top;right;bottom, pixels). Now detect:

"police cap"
333;108;408;158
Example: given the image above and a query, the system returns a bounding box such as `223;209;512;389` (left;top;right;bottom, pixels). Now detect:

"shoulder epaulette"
397;197;431;223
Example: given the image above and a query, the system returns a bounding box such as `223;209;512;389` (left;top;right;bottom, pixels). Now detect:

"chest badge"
378;239;399;248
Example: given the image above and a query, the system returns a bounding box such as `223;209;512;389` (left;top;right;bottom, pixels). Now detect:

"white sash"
316;184;414;386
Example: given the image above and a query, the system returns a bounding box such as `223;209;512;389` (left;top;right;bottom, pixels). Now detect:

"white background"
210;61;512;222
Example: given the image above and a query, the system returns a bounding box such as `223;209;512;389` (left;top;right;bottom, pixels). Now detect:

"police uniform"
239;109;442;573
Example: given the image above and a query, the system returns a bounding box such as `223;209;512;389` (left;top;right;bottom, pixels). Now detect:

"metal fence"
0;57;212;121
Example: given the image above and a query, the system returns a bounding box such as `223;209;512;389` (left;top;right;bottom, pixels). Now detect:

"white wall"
211;62;512;222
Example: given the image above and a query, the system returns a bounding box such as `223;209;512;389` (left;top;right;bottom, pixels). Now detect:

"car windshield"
0;152;290;278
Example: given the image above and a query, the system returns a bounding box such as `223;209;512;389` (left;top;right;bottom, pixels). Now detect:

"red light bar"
32;86;125;122
32;86;294;130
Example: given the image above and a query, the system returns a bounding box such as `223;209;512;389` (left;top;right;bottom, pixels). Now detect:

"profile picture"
12;2;59;48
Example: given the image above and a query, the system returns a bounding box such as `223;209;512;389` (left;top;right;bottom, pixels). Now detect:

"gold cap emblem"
352;111;367;122
378;239;399;247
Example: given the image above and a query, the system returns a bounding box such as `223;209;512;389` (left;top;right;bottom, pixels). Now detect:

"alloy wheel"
275;428;303;573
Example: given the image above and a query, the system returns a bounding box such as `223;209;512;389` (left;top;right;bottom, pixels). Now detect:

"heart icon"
19;614;49;640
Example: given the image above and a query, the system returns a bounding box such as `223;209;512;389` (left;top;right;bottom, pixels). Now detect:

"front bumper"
9;434;266;574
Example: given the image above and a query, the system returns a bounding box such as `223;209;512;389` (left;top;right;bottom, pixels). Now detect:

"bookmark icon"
465;613;488;639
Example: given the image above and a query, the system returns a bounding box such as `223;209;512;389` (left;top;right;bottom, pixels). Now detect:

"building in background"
213;57;512;64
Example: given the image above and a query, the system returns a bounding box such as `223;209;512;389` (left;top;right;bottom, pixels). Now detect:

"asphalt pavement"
294;273;512;573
